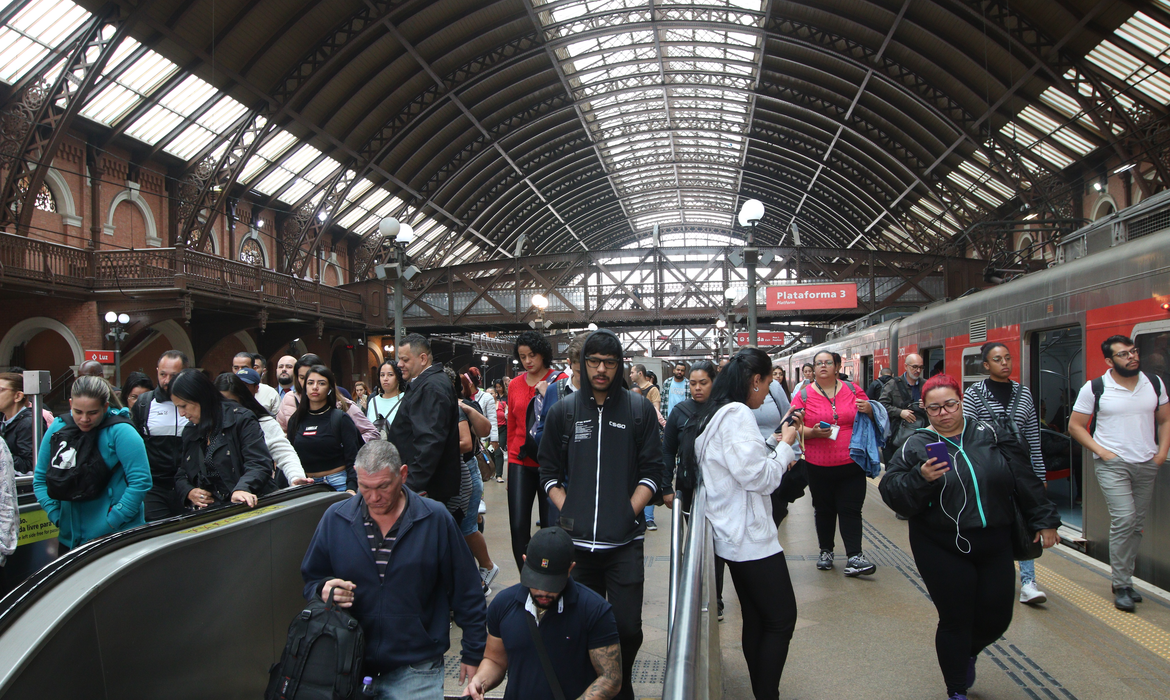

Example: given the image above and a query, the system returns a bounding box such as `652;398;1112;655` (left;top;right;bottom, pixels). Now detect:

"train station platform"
451;476;1170;699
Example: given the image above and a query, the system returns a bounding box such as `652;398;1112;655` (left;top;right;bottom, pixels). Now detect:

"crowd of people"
6;328;1166;700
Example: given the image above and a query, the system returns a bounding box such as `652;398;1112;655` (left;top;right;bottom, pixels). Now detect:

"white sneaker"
480;563;500;589
1019;581;1047;605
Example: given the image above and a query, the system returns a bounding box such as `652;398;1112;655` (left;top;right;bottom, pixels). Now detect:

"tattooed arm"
580;643;622;700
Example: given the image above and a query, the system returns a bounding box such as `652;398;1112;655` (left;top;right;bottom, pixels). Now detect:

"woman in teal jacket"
33;376;152;550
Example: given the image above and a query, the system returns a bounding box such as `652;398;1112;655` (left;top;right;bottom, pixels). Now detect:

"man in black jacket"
539;329;667;700
390;333;469;523
129;350;191;521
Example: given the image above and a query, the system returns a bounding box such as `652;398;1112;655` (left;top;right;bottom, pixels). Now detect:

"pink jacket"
276;392;379;443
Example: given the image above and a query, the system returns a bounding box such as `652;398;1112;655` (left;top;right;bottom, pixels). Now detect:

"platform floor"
447;475;1170;699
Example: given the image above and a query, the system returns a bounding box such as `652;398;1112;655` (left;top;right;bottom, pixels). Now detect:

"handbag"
1010;496;1043;561
525;612;567;700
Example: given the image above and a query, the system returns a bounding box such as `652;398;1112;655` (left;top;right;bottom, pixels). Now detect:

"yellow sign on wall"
18;509;58;546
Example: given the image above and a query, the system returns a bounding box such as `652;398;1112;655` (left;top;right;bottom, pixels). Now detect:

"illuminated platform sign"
766;283;858;311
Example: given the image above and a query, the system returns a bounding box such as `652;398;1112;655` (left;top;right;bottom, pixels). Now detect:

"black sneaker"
646;520;657;531
816;551;834;570
844;553;877;577
1114;586;1136;612
1116;585;1144;604
717;599;725;621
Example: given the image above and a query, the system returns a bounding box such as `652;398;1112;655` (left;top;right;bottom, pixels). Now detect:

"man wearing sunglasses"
1069;335;1170;612
538;329;668;700
880;353;928;460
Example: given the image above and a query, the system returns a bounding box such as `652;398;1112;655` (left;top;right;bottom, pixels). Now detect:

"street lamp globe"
531;294;549;310
104;311;117;323
117;313;130;324
378;217;400;239
715;318;727;329
724;287;739;301
737;198;765;227
480;355;488;363
395;223;415;245
587;323;598;331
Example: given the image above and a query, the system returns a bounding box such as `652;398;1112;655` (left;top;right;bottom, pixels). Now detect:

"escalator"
0;485;348;699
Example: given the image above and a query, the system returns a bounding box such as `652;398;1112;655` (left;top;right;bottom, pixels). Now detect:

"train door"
861;355;873;389
923;347;945;377
1130;321;1170;585
1031;326;1084;530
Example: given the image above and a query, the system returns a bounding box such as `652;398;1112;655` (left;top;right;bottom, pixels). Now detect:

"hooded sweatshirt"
538;330;667;550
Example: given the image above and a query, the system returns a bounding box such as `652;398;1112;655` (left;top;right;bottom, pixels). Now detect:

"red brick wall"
0;300;101;357
200;334;248;375
22;329;75;379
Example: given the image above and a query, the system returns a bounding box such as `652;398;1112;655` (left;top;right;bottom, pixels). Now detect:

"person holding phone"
789;351;876;577
879;374;1060;700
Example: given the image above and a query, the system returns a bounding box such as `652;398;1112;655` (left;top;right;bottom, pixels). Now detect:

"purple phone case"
925;441;949;467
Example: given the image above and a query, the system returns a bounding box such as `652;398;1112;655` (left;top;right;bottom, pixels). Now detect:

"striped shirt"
361;494;409;581
963;379;1045;479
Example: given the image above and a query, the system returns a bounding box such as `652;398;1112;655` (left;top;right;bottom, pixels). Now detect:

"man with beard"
538;329;667;700
233;351;279;414
129;350;190;520
1069;335;1170;612
462;526;621;700
275;355;297;399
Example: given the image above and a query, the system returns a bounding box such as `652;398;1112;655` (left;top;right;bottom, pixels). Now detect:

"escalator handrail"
662;484;711;699
0;483;335;636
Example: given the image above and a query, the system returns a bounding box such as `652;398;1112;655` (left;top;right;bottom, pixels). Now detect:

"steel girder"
0;4;139;236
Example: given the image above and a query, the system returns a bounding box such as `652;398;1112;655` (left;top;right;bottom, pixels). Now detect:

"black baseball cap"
521;527;574;593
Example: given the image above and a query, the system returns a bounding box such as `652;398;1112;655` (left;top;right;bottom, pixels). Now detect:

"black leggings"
805;462;866;555
507;462;548;573
910;522;1015;696
726;552;798;700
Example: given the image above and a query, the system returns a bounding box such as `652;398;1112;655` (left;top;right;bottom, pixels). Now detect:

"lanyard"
814;381;840;424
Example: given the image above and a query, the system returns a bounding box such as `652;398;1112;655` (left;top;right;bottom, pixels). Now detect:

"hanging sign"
736;331;786;346
766;283;858;311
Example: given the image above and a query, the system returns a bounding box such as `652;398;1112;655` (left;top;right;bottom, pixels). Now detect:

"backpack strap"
525;612;568;700
1089;376;1105;436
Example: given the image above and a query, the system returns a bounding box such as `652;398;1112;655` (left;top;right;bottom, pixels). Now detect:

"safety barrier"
663;485;721;699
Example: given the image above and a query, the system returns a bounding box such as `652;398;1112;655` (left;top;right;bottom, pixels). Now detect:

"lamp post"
380;217;415;352
530;293;549;329
737;199;765;346
715;317;727;360
480;354;489;383
104;311;129;386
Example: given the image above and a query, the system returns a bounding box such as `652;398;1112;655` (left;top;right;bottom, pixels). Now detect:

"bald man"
879;353;927;461
77;360;105;378
275;354;297;399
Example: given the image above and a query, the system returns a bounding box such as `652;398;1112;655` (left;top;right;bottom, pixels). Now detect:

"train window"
923;347;945;378
1134;329;1170;391
961;347;988;390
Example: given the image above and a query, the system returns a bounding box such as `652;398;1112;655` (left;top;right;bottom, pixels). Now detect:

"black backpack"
673;404;701;492
45;414;131;501
968;383;1029;456
266;588;365;700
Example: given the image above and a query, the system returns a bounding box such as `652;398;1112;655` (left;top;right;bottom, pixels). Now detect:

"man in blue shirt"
663;362;690;416
463;526;622;700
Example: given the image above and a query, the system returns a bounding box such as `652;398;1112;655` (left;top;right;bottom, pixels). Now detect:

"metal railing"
663;485;721;700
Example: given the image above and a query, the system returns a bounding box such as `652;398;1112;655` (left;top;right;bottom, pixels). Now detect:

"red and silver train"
781;191;1170;590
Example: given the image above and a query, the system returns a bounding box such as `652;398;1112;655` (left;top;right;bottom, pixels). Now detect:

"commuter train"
780;191;1170;590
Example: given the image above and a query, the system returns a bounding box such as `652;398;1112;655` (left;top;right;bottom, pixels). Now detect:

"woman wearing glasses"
963;342;1049;606
790;351;877;577
880;374;1059;700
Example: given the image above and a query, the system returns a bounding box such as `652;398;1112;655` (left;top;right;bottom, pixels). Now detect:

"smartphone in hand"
925;441;950;470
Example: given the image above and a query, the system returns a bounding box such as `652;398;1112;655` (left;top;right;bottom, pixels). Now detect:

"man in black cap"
462;526;622;700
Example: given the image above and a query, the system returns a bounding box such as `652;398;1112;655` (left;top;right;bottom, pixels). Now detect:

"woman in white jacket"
215;373;310;486
696;347;801;700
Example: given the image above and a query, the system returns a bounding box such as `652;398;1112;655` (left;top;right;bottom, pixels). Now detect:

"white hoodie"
696;402;796;563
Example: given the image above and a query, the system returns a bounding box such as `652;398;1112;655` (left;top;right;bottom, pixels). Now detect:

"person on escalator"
33;377;152;552
214;372;311;488
287;365;363;493
169;369;275;510
129;350;191;521
0;439;18;579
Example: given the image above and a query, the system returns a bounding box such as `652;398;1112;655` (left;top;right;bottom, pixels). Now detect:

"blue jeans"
371;657;444;700
461;457;484;537
644;504;655;523
1019;558;1036;586
312;470;348;492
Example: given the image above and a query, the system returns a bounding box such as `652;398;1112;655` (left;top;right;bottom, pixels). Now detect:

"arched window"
16;177;57;212
240;237;265;266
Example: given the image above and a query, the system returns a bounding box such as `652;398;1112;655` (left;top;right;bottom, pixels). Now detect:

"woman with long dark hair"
119;371;153;410
963;342;1049;605
33;376;151;550
880;374;1059;700
214;373;309;487
367;358;403;437
696;348;801;700
286;365;362;492
790;350;876;577
169;369;274;509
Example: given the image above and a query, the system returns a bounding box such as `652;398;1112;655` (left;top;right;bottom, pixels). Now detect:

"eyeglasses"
1112;349;1139;360
925;399;961;416
585;357;618;369
813;360;834;367
905;364;924;370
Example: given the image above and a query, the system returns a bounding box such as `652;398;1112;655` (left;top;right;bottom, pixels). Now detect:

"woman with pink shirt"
790;350;877;578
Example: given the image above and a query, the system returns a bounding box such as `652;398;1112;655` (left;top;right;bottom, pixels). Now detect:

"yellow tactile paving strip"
1036;562;1170;661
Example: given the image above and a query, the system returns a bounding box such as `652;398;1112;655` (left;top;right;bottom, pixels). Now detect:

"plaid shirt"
661;377;691;416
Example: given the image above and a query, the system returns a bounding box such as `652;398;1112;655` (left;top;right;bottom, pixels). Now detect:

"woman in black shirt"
286;365;361;492
170;369;274;509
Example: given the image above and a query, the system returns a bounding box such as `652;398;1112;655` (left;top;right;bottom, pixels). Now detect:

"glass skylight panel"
280;178;315;205
1115;12;1170;61
253;165;297;196
240;130;299;184
0;0;90;83
337;205;372;229
81;46;179;126
1084;40;1170;104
